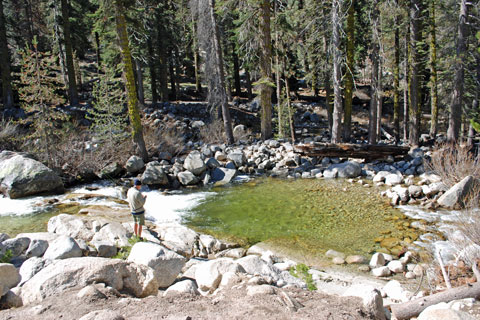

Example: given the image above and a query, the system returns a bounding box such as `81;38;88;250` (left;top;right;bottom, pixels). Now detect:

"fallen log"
293;143;410;160
390;282;480;320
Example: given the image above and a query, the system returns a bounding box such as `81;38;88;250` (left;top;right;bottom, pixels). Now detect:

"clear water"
183;177;419;256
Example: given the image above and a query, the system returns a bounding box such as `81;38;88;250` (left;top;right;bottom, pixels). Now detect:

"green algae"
183;177;423;257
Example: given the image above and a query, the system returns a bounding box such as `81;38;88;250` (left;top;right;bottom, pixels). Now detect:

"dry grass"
425;144;480;188
199;119;227;144
143;124;186;157
0;119;21;151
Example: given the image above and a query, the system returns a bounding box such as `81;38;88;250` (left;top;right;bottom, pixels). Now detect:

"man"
127;178;147;239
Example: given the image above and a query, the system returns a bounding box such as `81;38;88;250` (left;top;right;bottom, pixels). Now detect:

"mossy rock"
380;237;401;249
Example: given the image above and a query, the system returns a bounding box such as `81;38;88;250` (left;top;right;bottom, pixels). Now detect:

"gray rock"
369;253;386;268
43;236;82;260
184;150;207;176
214;151;227;162
371;266;391;277
247;284;276;296
326;161;362;178
0;287;23;308
163;279;199;297
233;125;247;138
3;237;30;257
392;185;409;202
437;175;476;208
141;161;168;185
205;158;221;169
387;260;405;273
191;120;205;129
177;171;199;185
227;152;246;167
0;263;20;297
91;241;117;258
47;214;94;241
408;185;423;198
125;156;144;174
343;285;385;320
345;255;367;264
383;280;412;302
20;257;159;305
216;248;246;259
325;250;346;259
385;173;403;186
156;223;199;257
25;239;49;258
195;258;245;292
418;308;476;320
19;257;50;286
0;233;10;243
91;222;130;247
99;162;124;179
211;167;237;185
128;242;185;288
236;255;279;281
0;151;64;199
373;171;391;183
323;168;338;179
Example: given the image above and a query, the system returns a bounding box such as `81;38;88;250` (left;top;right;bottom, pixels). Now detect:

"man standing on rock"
127;179;147;239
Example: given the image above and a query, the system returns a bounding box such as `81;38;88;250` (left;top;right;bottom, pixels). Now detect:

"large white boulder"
385;173;403;186
19;257;50;286
20;257;159;305
383;280;412;302
47;214;94;241
156;223;199;256
141;161;168;186
43;236;82;260
369;253;386;268
211;167;237;185
194;258;245;292
0;263;20;297
91;222;130;247
0;151;64;199
177;171;199;186
437;175;476;208
125;155;144;174
184;151;207;176
163;279;199;297
2;237;30;257
127;242;185;288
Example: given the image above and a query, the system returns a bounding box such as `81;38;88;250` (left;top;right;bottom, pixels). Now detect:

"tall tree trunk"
404;28;410;141
114;1;148;162
174;46;181;97
0;0;13;109
23;0;34;47
285;71;295;143
191;16;202;94
208;0;234;144
147;38;158;104
447;0;468;143
245;68;253;100
429;0;438;138
232;44;241;97
135;59;145;106
95;32;101;73
274;1;283;138
323;33;333;132
331;0;343;144
53;2;68;87
169;49;177;101
61;0;78;105
409;0;422;146
376;58;383;139
393;0;401;142
157;14;169;102
259;0;273;140
369;0;379;144
343;0;355;142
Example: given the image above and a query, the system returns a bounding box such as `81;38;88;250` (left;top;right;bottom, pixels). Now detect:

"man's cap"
134;178;142;186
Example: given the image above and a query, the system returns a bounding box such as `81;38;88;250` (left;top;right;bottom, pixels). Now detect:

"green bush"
289;263;317;291
0;250;13;264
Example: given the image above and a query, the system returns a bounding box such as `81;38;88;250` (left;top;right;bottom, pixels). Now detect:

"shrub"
425;144;480;188
0;250;13;264
289;263;317;291
198;119;227;144
143;125;185;157
0;120;20;151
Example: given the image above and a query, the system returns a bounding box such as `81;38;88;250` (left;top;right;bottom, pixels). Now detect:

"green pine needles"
87;70;128;141
289;263;317;291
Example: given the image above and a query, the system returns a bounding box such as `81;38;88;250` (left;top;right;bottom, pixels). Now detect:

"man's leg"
134;223;139;237
138;225;143;238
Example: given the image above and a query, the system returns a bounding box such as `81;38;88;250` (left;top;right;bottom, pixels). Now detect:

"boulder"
387;260;405;273
371;266;391;277
177;171;199;185
346;255;367;264
99;162;124;179
216;248;246;259
141;161;169;186
373;171;391;183
91;222;130;247
211;167;237;185
127;242;185;288
0;287;23;308
418;304;477;320
19;257;50;286
184;151;207;176
156;223;199;256
47;214;94;241
214;151;227;162
385;174;403;186
343;284;385;320
163;279;199;297
324;162;362;179
227;152;246;167
25;239;49;258
408;185;423;198
0;151;64;199
325;249;346;259
383;280;412;302
91;241;117;258
125;156;144;174
0;263;20;297
247;284;276;296
43;236;82;260
392;185;409;203
20;257;159;304
437;175;476;208
369;253;386;268
236;255;279;281
205;158;221;169
2;237;30;258
0;233;10;243
194;258;245;292
233;125;248;138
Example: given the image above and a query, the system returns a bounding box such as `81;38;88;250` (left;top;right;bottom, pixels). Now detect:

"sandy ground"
0;285;370;320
